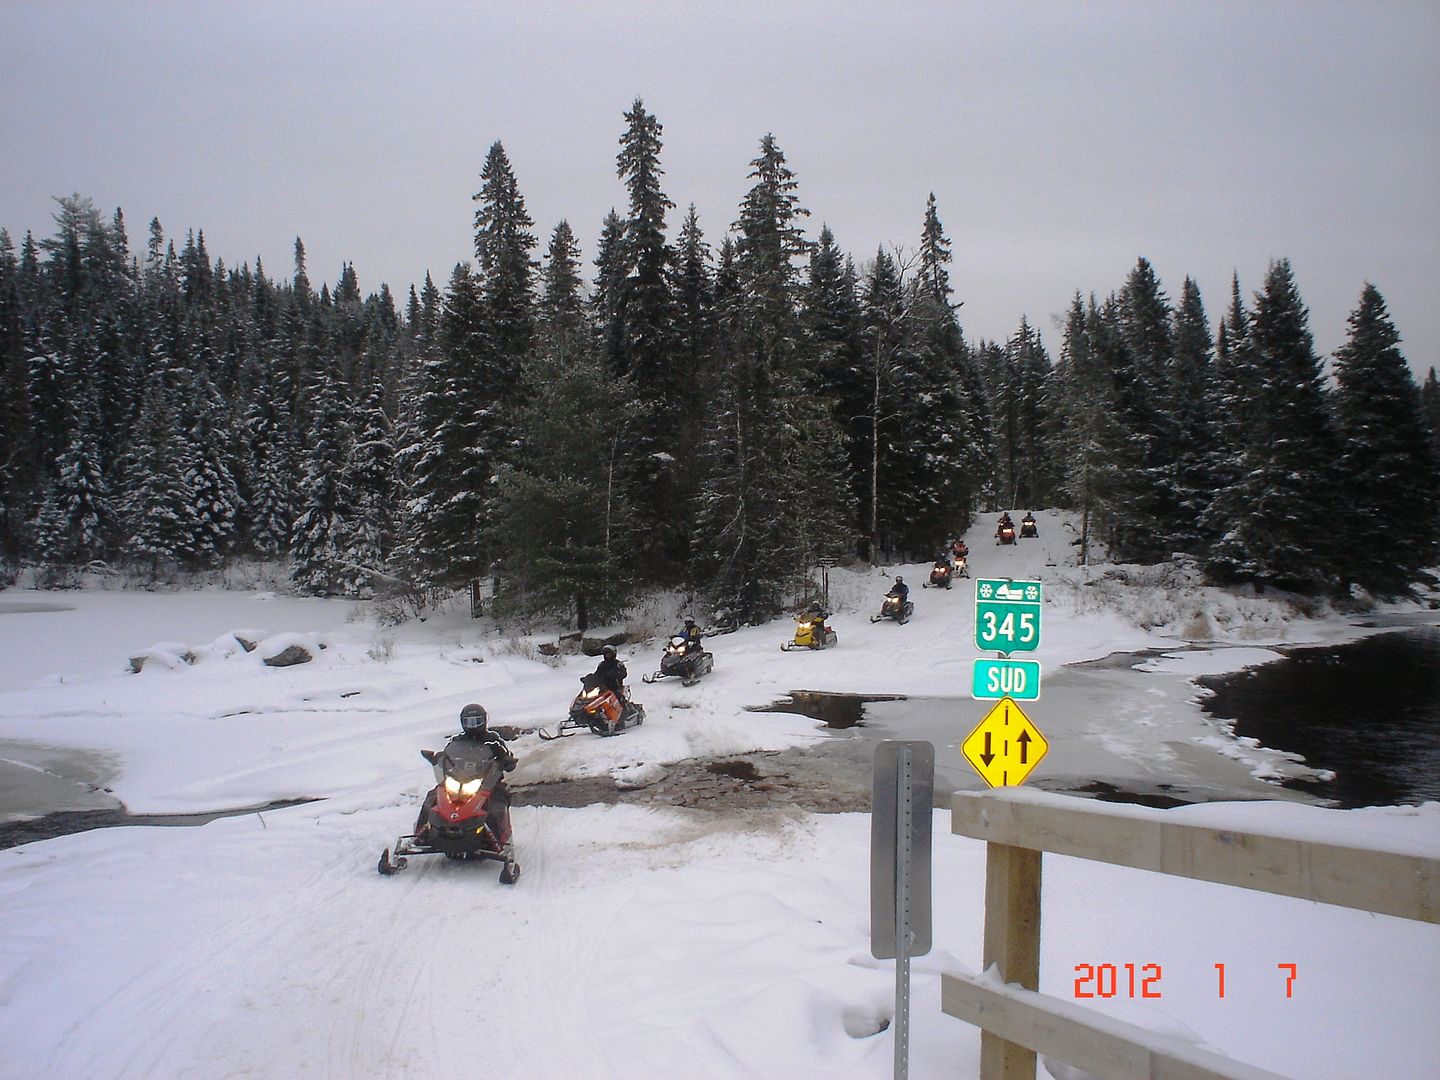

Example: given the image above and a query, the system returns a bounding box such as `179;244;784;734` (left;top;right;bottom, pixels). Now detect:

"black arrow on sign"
1017;730;1031;764
981;731;995;766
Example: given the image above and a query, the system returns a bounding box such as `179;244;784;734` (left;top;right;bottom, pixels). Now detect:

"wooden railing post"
980;841;1042;1080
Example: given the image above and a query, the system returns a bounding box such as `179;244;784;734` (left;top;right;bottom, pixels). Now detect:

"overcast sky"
4;2;1438;377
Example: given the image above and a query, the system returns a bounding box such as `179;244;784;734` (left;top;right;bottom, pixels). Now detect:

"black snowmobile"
378;737;519;884
642;635;714;686
1020;513;1039;539
870;593;914;624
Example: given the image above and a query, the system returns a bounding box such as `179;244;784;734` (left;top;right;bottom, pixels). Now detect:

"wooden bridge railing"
942;788;1440;1080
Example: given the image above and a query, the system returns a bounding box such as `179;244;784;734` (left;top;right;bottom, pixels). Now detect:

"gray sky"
4;2;1438;377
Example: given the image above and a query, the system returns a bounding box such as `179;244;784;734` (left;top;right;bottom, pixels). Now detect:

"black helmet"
459;703;488;733
602;645;617;659
683;616;695;627
895;576;904;584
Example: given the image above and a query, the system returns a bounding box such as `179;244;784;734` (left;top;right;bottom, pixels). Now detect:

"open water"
1197;627;1440;808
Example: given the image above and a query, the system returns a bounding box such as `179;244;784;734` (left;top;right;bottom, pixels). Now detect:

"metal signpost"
871;741;934;1080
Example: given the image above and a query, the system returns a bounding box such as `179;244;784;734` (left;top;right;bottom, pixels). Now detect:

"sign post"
871;741;934;1080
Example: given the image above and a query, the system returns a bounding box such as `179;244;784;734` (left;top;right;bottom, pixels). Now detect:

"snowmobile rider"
887;576;909;603
951;538;969;560
679;617;704;654
594;645;629;700
415;703;516;843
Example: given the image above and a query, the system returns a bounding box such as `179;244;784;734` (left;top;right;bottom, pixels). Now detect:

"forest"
2;99;1438;626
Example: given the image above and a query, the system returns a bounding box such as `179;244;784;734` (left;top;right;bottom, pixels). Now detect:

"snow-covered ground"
1;511;1437;1079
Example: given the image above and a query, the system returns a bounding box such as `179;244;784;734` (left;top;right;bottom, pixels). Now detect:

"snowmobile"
996;521;1017;545
782;609;838;651
953;553;970;579
923;559;954;589
377;738;519;884
539;673;645;739
870;593;915;624
642;635;714;686
1020;514;1039;539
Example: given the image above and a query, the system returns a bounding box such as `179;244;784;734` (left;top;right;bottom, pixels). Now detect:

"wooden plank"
942;970;1296;1080
980;843;1042;1079
952;792;1440;923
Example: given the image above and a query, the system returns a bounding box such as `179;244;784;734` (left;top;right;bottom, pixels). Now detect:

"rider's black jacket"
594;656;628;696
455;729;517;772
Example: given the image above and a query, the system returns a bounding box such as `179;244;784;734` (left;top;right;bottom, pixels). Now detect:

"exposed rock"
262;643;314;667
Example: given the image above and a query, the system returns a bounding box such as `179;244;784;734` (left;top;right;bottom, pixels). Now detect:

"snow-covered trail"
3;510;1437;1078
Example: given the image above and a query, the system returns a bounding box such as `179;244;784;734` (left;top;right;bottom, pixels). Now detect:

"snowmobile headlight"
583;687;600;700
460;778;484;798
444;776;463;797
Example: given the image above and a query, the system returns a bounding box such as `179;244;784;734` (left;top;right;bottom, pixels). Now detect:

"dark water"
1197;628;1440;808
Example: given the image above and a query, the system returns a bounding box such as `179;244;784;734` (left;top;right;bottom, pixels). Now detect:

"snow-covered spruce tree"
1203;260;1338;593
473;140;535;388
396;263;493;591
1422;368;1440;464
998;317;1054;514
800;226;865;544
1168;276;1222;555
859;247;917;560
693;136;851;621
182;384;242;568
0;230;35;561
289;374;354;596
33;405;112;573
118;373;199;572
341;380;398;593
612;99;694;577
489;350;637;628
1111;257;1180;561
1330;284;1440;595
909;194;988;536
1049;295;1143;559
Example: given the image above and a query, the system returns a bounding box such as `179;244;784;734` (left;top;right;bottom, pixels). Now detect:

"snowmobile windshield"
436;738;504;788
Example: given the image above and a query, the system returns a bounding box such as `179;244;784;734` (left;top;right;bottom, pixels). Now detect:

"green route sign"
974;578;1042;654
972;658;1042;701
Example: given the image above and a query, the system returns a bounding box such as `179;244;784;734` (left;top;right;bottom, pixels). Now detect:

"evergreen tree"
339;381;397;594
490;351;636;627
34;406;112;570
472;140;536;381
397;264;493;590
1169;276;1221;553
1331;284;1440;594
1204;260;1337;592
693;135;849;619
1421;368;1440;463
290;375;353;595
1113;257;1178;559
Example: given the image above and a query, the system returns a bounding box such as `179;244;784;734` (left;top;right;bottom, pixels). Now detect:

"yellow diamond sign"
962;696;1048;787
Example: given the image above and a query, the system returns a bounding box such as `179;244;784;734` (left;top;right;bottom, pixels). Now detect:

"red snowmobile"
540;673;646;740
378;737;518;884
923;558;954;589
996;518;1017;545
